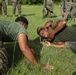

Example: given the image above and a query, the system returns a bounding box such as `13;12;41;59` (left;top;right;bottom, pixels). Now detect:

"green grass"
0;4;76;75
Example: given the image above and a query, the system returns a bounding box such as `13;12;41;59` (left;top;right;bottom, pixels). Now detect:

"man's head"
15;16;28;29
37;20;54;40
37;26;54;40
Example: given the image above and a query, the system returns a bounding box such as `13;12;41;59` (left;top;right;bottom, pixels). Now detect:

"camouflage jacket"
65;1;72;12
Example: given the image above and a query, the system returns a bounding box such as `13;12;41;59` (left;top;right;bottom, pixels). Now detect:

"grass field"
0;4;76;75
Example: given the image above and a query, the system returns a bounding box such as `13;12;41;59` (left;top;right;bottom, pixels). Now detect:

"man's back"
53;25;76;42
0;20;27;42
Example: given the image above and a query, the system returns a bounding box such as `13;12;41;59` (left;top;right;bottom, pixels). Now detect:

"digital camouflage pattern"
0;47;9;74
60;0;76;20
0;0;7;16
0;31;9;74
71;0;76;19
42;0;53;18
60;0;65;18
63;0;72;20
11;0;21;16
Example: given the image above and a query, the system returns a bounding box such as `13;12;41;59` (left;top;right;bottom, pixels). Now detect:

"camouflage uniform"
11;0;21;16
71;0;76;19
60;0;66;17
0;0;7;16
42;0;53;17
0;48;9;74
0;32;9;74
62;0;72;20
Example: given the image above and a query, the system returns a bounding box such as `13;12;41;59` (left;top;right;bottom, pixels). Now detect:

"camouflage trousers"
65;41;76;53
0;32;9;74
61;11;72;21
0;48;9;74
42;8;51;17
61;10;76;21
42;0;53;18
12;1;21;15
0;1;7;15
0;2;2;15
71;10;76;20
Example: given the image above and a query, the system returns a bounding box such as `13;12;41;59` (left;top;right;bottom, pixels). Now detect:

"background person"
60;0;73;20
42;0;54;18
71;0;76;20
11;0;21;17
0;0;7;17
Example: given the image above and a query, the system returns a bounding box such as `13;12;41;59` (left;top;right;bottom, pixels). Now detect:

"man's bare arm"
52;43;65;48
44;20;53;28
42;41;65;48
18;33;54;70
53;20;66;34
18;33;38;65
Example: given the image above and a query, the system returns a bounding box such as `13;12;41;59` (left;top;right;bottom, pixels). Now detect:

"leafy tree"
21;0;61;5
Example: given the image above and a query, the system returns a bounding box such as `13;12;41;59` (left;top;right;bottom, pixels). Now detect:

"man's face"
39;28;49;39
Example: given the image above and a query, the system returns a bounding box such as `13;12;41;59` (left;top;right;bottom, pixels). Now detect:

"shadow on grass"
6;14;35;17
4;42;23;67
21;14;36;16
72;72;76;75
42;15;57;19
28;37;43;62
51;15;57;18
3;37;42;67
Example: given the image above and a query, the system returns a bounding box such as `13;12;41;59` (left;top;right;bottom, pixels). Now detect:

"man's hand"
40;41;53;46
61;12;66;17
41;41;65;48
41;64;54;70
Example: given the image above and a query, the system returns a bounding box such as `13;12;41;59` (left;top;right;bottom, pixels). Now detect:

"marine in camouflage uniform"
11;0;21;16
42;0;53;18
60;0;66;18
64;0;72;20
0;0;7;16
61;0;73;20
71;0;76;20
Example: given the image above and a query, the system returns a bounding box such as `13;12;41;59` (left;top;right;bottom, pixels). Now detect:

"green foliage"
21;0;44;5
21;0;61;5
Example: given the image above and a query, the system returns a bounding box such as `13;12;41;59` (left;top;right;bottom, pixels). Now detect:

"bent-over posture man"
37;20;76;53
0;16;54;74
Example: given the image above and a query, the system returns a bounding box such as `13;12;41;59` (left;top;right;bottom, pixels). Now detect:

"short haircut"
37;27;44;35
15;16;28;25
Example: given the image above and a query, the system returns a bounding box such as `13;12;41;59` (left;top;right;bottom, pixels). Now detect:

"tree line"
21;0;61;5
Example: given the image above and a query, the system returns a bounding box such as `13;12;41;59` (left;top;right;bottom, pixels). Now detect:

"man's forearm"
53;20;66;34
22;48;38;66
50;43;65;48
43;41;65;48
